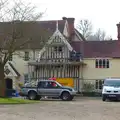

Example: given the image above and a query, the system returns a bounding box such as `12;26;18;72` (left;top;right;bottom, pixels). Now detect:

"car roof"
39;80;55;82
105;78;120;81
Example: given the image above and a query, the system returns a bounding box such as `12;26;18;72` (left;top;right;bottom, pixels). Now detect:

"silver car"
20;80;77;101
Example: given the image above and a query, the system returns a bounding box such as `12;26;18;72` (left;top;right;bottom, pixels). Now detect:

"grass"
0;97;39;104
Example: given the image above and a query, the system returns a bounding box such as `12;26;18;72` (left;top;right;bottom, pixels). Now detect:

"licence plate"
109;95;116;97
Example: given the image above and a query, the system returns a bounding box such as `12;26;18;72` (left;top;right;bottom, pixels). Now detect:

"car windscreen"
104;80;120;87
55;81;62;87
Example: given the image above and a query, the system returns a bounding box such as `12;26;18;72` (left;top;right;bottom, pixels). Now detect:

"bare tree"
105;36;113;41
77;19;93;40
0;0;44;97
87;28;112;41
94;28;106;41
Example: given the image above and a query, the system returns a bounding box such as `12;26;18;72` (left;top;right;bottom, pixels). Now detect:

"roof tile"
71;40;120;58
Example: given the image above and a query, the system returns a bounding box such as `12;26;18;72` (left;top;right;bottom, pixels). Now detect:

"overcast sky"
27;0;120;39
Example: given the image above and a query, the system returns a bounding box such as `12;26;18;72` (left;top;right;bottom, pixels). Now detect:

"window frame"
24;74;29;83
24;51;29;61
9;54;13;61
54;46;63;52
38;81;59;88
54;46;57;51
95;80;104;90
95;59;109;68
58;46;62;52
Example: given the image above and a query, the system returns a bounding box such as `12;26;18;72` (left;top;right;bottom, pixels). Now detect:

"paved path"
0;97;120;120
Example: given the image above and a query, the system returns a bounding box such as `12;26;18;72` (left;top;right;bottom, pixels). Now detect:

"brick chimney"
62;17;75;39
117;23;120;40
62;17;67;20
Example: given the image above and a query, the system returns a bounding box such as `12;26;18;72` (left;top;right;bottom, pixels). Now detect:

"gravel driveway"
0;97;120;120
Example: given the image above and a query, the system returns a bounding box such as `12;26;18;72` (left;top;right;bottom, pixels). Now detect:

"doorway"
5;78;13;89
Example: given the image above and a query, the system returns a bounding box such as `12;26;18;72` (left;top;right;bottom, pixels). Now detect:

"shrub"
82;82;94;92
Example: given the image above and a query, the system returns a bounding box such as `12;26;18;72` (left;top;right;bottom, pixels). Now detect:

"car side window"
38;81;58;88
38;81;47;88
47;81;58;88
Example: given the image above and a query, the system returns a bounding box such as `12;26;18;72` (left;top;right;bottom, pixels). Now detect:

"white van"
102;78;120;101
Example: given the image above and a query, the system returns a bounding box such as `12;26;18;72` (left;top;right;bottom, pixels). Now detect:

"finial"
56;21;58;30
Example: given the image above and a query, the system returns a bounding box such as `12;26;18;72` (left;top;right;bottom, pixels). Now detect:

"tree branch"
0;0;44;65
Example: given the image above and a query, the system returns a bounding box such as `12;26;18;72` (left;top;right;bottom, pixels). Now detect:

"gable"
37;27;74;62
4;62;20;77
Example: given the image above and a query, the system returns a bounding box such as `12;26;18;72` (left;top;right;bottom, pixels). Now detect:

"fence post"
77;77;80;93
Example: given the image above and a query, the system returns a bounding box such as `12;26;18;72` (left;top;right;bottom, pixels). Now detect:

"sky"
27;0;120;39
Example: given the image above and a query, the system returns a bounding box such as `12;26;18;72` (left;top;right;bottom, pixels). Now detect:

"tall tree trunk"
0;63;6;97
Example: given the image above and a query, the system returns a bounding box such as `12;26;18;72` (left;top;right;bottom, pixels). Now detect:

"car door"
37;81;48;96
46;81;62;97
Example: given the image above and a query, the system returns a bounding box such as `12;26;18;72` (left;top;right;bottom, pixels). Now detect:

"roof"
39;20;66;33
71;40;120;58
74;29;86;41
0;20;66;49
8;62;20;76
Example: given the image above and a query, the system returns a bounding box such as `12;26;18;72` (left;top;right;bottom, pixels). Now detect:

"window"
58;46;62;52
38;81;58;88
54;36;61;42
95;80;104;90
37;81;46;88
24;74;29;83
54;47;57;51
24;52;29;61
95;59;109;68
32;72;35;79
4;66;10;75
9;54;12;61
54;46;63;52
104;80;120;87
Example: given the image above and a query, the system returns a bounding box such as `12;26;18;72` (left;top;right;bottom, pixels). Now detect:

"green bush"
82;82;102;97
82;92;102;97
82;82;94;92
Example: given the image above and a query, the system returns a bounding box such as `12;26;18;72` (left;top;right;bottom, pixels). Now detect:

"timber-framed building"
1;17;120;92
28;17;86;91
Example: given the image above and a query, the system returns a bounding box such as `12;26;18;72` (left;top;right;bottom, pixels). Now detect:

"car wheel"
36;95;41;100
61;92;71;101
28;91;37;100
70;96;74;100
102;96;106;101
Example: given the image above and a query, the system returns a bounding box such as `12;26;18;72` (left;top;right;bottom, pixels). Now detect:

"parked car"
19;80;77;101
102;78;120;101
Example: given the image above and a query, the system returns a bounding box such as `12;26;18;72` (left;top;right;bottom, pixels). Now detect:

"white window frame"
95;58;109;68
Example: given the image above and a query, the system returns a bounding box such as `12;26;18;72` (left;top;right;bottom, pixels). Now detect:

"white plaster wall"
11;49;40;77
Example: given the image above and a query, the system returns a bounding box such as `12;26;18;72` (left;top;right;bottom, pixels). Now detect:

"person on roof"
49;76;56;81
49;76;57;87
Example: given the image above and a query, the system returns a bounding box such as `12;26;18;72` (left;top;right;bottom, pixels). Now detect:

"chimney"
62;17;67;20
117;23;120;40
67;18;75;23
62;17;75;39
